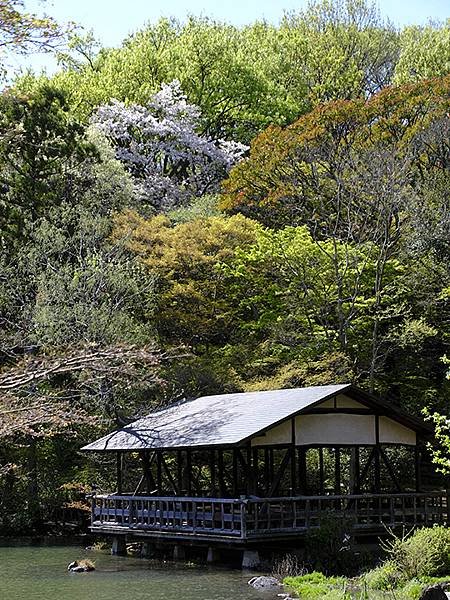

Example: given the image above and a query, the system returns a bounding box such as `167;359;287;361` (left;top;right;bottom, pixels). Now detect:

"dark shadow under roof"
82;384;431;452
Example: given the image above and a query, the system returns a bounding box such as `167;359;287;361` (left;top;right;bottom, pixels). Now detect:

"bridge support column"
242;550;260;569
207;547;220;563
111;536;127;556
173;544;186;561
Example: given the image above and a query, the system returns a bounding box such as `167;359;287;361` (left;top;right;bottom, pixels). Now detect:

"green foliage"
284;572;348;600
1;1;449;535
0;0;70;80
386;527;450;579
304;513;356;574
15;1;403;142
364;561;404;591
112;210;258;346
394;21;450;84
0;85;96;244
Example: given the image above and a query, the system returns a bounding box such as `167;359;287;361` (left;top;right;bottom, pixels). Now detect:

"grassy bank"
283;526;450;599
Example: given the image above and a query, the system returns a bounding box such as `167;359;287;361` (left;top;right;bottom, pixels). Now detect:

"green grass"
284;572;349;599
284;571;450;599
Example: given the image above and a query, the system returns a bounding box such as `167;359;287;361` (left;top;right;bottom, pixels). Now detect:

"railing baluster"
90;492;448;540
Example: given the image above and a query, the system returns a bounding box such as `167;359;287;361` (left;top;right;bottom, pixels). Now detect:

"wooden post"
350;447;360;494
415;445;422;492
319;448;324;495
245;444;255;496
186;449;192;495
210;449;216;496
290;418;297;494
334;447;341;494
264;448;270;495
298;447;307;494
374;416;381;493
268;448;274;492
232;448;239;497
116;452;123;494
142;450;155;494
217;449;226;496
252;447;259;495
177;449;183;495
156;450;163;495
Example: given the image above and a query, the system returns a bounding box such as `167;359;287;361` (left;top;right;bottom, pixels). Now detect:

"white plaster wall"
251;419;292;446
295;414;376;445
336;394;366;409
379;416;416;445
318;399;335;408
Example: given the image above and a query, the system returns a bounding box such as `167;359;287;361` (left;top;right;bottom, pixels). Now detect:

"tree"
394;21;450;84
223;76;450;395
0;85;96;244
0;0;70;79
92;80;247;211
17;4;401;141
280;0;399;102
111;209;258;346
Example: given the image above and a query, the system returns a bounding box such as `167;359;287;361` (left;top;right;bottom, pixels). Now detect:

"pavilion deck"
90;491;449;543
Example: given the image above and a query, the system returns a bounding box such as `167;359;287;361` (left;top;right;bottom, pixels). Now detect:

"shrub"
272;553;305;579
304;512;356;574
364;560;404;590
384;526;450;579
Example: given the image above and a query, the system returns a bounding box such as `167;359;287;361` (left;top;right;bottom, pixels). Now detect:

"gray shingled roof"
82;384;351;451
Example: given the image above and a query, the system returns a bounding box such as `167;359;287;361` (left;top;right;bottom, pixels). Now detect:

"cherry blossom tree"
92;80;247;210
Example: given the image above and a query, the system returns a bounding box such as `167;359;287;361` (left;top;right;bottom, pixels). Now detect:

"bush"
384;526;450;579
272;553;305;579
304;512;356;574
364;560;404;590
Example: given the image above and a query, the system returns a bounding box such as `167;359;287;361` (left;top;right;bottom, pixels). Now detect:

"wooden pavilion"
83;384;447;560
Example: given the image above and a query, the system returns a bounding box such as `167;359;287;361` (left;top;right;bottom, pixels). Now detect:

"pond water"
0;543;276;600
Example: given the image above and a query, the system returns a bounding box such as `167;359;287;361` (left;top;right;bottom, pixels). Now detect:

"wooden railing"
244;492;449;536
90;492;449;540
91;495;246;537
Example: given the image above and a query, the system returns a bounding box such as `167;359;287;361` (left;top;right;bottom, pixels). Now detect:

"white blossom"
92;81;247;210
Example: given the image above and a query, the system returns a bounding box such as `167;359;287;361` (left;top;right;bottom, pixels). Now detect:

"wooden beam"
301;408;372;415
335;447;341;494
116;452;123;494
415;445;422;492
319;448;324;494
252;447;259;495
217;449;226;496
290;419;296;494
379;446;401;492
142;450;156;494
186;449;192;495
359;447;376;490
374;416;381;492
268;448;291;497
349;447;360;494
156;449;163;495
264;448;270;495
210;449;216;496
232;448;239;496
160;452;178;494
298;447;307;494
177;449;183;495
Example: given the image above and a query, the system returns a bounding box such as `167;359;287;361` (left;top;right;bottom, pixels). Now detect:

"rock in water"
67;559;95;573
248;576;282;590
71;566;86;573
